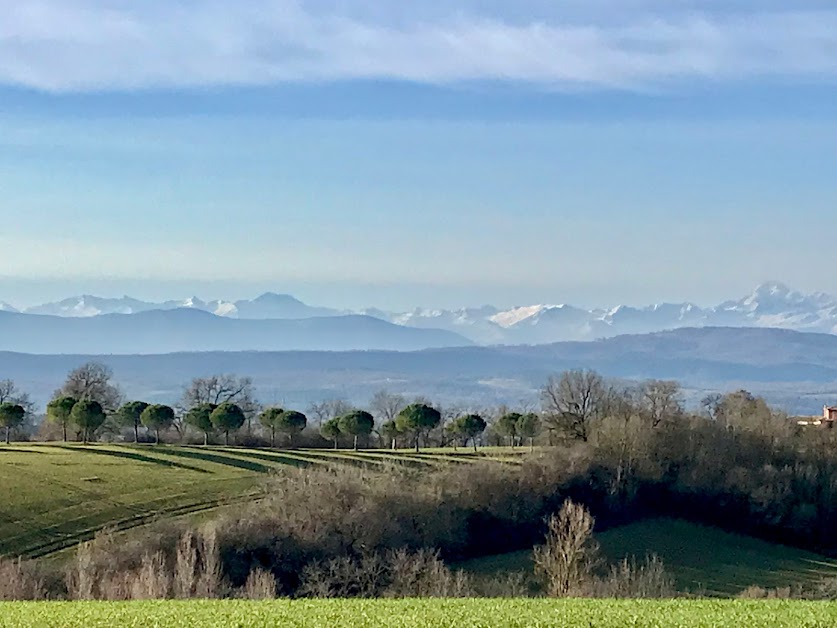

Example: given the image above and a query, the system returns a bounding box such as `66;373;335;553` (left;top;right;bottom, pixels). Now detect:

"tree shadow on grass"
52;445;210;473
151;448;271;473
0;447;47;454
212;449;312;468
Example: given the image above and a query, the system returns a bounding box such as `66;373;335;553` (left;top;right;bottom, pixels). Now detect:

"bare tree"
57;362;123;413
604;385;640;425
638;380;684;428
180;374;256;409
306;399;352;428
700;393;723;420
436;402;467;447
369;390;406;424
179;374;259;436
534;499;600;597
541;370;607;442
0;380;35;418
596;386;652;499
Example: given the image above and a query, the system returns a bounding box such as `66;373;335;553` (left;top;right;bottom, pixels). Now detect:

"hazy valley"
4;326;836;415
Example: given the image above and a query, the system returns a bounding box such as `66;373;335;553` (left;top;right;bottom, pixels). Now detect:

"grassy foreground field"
0;444;525;558
456;519;837;596
1;599;836;627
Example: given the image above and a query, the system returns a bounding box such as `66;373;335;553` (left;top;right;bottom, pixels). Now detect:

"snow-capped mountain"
24;293;341;320
389;306;506;344
25;295;157;317
375;281;837;344
9;282;837;346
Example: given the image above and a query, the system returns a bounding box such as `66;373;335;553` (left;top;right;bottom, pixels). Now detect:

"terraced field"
0;444;526;558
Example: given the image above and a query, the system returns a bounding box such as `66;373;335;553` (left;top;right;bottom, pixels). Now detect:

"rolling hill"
455;518;837;596
4;445;836;602
0;309;471;354
0;444;521;559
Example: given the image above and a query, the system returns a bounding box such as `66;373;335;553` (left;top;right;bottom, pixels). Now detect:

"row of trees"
2;360;735;451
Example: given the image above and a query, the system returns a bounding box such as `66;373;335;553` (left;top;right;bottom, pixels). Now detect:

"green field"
0;444;524;558
5;445;837;601
456;519;837;596
1;599;836;627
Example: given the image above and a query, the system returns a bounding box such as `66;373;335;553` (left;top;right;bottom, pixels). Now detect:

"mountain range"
4;282;837;347
0;309;470;354
4;327;837;415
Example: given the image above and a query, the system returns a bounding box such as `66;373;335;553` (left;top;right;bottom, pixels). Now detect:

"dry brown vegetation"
5;384;837;600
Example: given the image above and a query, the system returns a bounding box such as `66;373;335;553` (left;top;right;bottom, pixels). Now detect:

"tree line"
0;362;544;450
0;361;799;457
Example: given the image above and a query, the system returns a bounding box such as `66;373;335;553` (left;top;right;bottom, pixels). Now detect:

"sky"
1;0;836;310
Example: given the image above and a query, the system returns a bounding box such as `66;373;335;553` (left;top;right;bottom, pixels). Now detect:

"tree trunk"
134;422;139;443
225;431;230;446
83;429;88;445
391;437;396;450
155;428;160;445
473;438;478;453
530;437;534;452
333;437;338;450
271;428;276;448
5;426;9;444
415;434;420;453
204;432;209;446
353;434;358;451
62;423;67;443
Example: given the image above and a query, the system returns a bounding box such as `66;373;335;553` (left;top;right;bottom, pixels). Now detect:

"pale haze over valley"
0;1;836;413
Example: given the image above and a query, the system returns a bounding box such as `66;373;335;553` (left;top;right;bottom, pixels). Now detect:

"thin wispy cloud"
0;0;835;92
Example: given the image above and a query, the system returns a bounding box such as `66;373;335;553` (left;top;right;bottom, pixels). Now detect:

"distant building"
796;406;837;427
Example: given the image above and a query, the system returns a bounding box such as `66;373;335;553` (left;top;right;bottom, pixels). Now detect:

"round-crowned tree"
277;410;307;448
0;403;25;444
185;403;217;446
47;396;77;442
210;402;246;446
496;412;523;447
517;412;542;451
454;414;488;452
141;404;175;445
259;407;285;448
117;400;149;443
71;400;106;444
396;403;442;452
320;417;342;449
338;410;374;450
380;420;401;450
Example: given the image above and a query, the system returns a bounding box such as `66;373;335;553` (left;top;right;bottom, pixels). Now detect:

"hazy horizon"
0;277;819;313
1;1;835;309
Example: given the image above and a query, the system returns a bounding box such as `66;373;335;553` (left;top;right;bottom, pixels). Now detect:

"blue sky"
1;0;836;310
